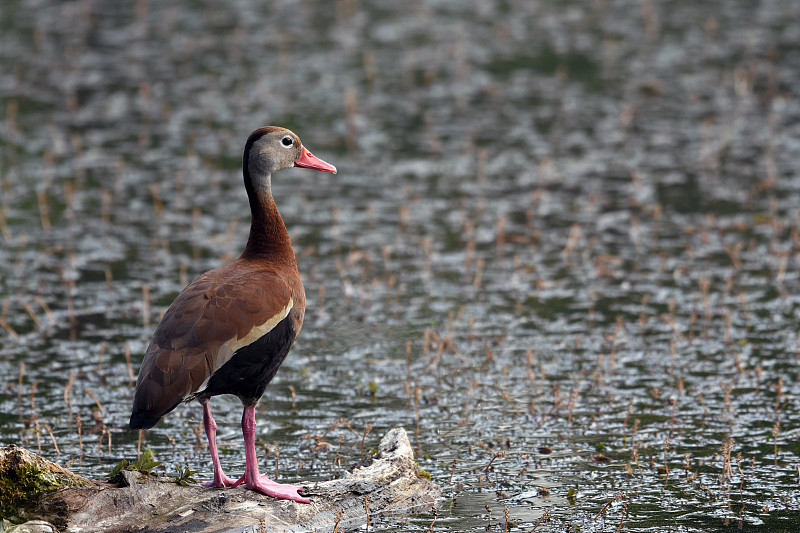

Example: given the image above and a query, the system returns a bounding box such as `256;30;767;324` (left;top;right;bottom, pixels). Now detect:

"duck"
129;126;336;503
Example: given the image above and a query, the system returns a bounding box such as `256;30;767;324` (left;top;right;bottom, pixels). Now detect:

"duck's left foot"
242;474;309;503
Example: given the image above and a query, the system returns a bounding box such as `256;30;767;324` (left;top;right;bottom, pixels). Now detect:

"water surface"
2;0;800;531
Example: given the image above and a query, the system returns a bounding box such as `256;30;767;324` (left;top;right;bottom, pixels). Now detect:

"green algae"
0;445;91;520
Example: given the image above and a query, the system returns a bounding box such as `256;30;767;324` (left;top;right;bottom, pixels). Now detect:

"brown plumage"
131;263;301;422
129;126;336;502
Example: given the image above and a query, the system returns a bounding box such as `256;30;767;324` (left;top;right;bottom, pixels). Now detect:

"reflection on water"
2;0;800;530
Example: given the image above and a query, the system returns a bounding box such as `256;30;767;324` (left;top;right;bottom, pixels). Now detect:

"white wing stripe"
194;297;293;395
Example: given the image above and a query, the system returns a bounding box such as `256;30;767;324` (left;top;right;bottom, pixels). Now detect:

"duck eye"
281;136;293;147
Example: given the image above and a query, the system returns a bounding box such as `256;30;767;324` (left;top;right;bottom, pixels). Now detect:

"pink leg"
200;402;238;488
230;406;309;503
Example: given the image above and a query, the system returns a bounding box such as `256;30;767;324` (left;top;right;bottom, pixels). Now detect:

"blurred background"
2;0;800;530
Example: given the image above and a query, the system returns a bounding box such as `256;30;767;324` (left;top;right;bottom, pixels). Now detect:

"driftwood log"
2;427;439;533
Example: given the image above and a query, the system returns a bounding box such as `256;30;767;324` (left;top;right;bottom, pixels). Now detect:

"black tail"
129;412;162;430
129;381;182;430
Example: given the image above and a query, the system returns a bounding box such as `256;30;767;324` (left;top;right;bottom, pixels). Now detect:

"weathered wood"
0;443;94;524
2;428;439;532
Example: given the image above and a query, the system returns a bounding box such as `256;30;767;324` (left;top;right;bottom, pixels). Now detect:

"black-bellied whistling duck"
129;126;336;503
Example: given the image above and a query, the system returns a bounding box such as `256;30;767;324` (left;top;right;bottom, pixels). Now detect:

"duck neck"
241;172;296;265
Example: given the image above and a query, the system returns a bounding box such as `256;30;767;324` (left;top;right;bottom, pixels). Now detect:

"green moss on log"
0;445;92;519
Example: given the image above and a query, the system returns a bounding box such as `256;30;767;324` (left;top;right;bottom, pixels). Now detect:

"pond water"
2;0;800;531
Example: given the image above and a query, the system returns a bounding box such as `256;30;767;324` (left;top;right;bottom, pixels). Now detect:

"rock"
6;520;58;533
1;428;439;533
